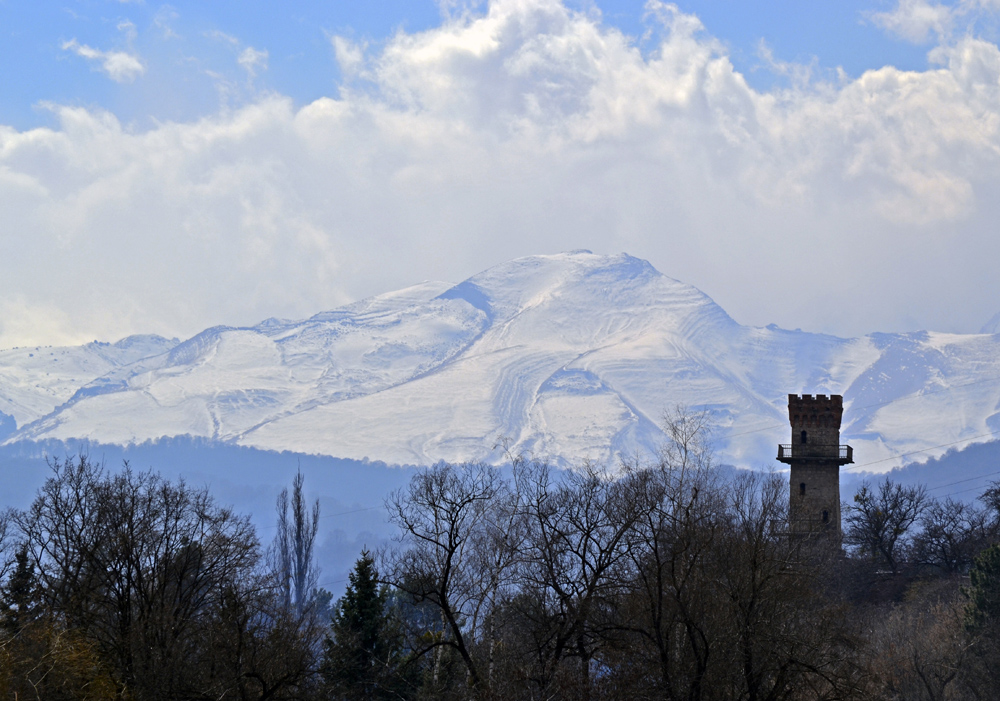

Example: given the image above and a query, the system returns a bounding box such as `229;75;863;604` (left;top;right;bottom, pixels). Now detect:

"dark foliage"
844;479;928;574
3;426;1000;700
322;550;414;700
0;456;320;700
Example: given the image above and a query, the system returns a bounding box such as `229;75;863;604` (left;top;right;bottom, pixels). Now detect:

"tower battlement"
787;394;844;428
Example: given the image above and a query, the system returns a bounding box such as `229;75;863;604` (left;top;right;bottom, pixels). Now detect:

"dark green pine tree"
0;544;41;634
965;544;1000;691
967;544;1000;632
322;550;412;700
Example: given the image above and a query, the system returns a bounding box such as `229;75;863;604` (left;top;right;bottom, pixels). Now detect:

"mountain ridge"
3;251;999;471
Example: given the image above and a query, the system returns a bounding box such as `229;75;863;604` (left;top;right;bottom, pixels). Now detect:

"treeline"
332;416;1000;701
0;458;325;700
2;416;1000;700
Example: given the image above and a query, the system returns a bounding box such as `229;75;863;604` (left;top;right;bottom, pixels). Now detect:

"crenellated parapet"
782;394;846;455
787;394;844;429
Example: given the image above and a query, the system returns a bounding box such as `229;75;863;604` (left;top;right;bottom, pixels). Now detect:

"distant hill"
0;436;417;598
3;434;998;600
844;438;1000;503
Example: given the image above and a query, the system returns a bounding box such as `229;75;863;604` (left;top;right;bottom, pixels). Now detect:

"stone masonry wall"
787;393;843;454
787;394;844;539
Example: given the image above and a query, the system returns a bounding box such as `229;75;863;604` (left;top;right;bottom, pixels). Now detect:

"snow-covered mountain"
4;251;1000;471
0;335;178;439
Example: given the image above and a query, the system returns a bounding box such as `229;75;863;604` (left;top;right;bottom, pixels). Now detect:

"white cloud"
756;39;817;88
62;39;145;83
8;0;1000;347
206;30;240;47
331;36;366;78
438;0;487;21
870;0;1000;43
870;0;954;43
0;298;83;349
154;7;180;39
238;46;269;78
205;32;269;84
117;19;138;42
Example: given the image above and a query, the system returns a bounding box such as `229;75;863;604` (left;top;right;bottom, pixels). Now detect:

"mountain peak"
4;252;1000;473
981;311;1000;335
437;251;722;326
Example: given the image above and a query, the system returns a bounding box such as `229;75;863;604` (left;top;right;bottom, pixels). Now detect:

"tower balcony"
777;444;853;465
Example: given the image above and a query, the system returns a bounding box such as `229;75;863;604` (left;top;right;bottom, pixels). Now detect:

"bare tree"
844;479;928;574
711;471;866;701
912;497;993;573
508;459;643;700
382;462;511;697
15;456;264;700
615;450;725;700
867;597;976;701
980;480;1000;533
200;574;324;701
0;508;15;583
659;404;714;473
273;470;321;615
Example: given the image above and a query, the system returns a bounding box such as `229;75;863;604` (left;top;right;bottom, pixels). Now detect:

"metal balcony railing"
777;444;853;464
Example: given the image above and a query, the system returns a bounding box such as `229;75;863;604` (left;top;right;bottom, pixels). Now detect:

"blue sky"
1;0;931;129
3;0;1000;347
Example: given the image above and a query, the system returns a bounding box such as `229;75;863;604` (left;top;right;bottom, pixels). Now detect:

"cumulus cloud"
7;0;1000;347
62;39;145;83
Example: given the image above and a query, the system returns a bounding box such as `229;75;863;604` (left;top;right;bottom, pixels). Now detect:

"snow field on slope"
0;336;177;427
8;252;1000;472
242;253;777;466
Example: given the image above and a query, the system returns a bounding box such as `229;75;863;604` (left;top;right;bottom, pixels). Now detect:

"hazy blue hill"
844;439;1000;504
0;437;418;597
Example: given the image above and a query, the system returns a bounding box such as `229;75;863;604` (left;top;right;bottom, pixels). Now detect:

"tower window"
799;483;806;495
822;510;829;523
800;430;808;444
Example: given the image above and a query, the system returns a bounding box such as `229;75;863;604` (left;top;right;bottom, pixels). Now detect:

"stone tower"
776;394;853;540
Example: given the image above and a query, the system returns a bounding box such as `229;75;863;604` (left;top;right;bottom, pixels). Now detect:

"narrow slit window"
799;483;806;496
822;510;829;523
800;430;808;444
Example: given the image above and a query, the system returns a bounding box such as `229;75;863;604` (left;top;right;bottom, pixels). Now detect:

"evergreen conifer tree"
965;544;1000;691
967;543;1000;631
322;550;412;700
0;545;40;634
